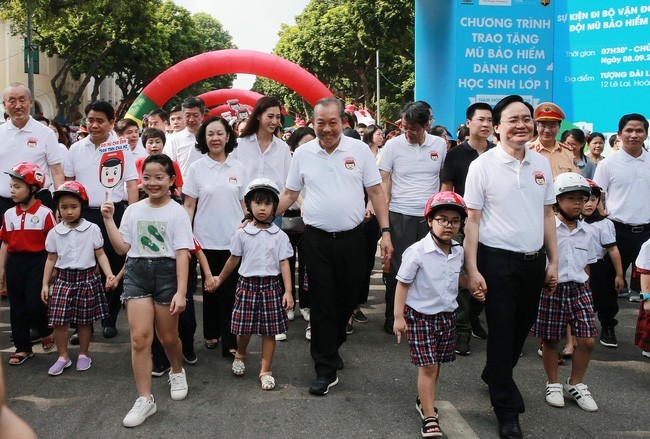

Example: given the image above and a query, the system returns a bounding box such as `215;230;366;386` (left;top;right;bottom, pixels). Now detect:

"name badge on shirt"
533;171;546;185
430;151;439;161
344;157;356;170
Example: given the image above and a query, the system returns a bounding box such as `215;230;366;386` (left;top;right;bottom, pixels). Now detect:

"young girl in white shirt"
101;154;194;428
213;178;293;391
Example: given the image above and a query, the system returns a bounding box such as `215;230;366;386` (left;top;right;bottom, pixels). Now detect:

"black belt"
612;220;650;233
306;223;363;239
479;243;546;261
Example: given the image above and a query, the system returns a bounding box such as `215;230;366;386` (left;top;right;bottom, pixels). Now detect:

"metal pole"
26;5;35;116
375;50;380;126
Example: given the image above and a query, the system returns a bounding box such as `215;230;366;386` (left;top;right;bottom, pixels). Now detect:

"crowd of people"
1;81;649;439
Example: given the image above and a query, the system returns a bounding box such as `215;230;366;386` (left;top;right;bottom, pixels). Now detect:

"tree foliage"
0;0;235;121
252;0;414;124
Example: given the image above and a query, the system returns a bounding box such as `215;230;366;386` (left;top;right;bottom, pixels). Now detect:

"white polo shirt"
464;144;555;253
64;134;138;207
183;155;246;250
0;116;64;195
163;128;203;178
635;238;650;271
556;217;598;283
396;233;463;315
378;133;447;216
131;142;147;160
231;134;292;191
46;219;103;269
593;148;650;226
119;199;193;259
583;218;617;260
230;224;293;277
285;135;381;232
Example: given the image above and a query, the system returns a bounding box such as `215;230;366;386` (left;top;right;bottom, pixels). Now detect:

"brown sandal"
41;333;55;352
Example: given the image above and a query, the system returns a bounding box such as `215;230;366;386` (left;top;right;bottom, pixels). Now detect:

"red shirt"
0;200;55;252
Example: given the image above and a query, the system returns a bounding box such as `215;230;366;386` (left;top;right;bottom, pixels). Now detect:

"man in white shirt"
464;95;558;439
277;98;393;396
0;83;64;214
163;98;205;178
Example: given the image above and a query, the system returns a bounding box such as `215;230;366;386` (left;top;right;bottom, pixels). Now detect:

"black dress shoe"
102;326;118;338
498;419;522;439
309;376;338;396
334;354;344;370
383;319;394;335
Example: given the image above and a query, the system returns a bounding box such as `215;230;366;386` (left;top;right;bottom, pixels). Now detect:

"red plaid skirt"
635;304;650;351
404;305;456;366
48;267;109;326
231;276;288;336
531;281;596;340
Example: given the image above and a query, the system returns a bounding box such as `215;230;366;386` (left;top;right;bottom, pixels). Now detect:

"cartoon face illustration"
27;137;38;148
99;151;125;188
228;175;238;184
534;172;546;185
430;151;439;161
344;158;356;170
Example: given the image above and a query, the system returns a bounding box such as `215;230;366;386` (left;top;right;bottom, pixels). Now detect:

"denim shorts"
122;257;178;305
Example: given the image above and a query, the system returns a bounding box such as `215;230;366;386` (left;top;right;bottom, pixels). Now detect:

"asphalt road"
2;265;649;439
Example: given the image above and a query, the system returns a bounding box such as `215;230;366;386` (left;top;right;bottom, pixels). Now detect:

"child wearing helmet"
0;162;56;365
581;179;625;348
634;239;650;358
392;191;471;438
531;172;600;412
212;177;294;391
40;181;115;375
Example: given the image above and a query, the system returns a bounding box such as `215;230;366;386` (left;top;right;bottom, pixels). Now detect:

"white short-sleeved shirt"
285;135;381;232
0;116;64;195
230;224;293;277
593;148;650;225
131;142;147;160
378;133;447;216
163;128;203;178
635;238;650;271
119;199;193;259
396;233;463;315
45;219;103;269
583;218;617;260
64;135;138;207
182;155;246;250
231;134;292;191
556;217;598;283
464;144;555;253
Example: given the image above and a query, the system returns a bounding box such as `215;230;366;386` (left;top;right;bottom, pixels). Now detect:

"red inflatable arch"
125;49;333;124
198;89;264;109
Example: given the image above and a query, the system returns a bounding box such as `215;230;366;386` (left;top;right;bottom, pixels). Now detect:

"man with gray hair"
163;97;206;177
276;97;393;396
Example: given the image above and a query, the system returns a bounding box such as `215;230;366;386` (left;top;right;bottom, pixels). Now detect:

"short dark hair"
181;97;206;114
85;100;115;121
343;127;361;140
286;126;315;151
357;122;367;129
34;115;49;124
560;128;586;145
142;128;166;146
239;96;283;138
492;95;532;126
466;102;492;120
618;113;649;133
115;118;139;135
314;97;345;121
169;105;182;114
148;108;169;123
362;124;383;145
588;132;605;144
401;101;431;126
142;154;176;191
195;117;237;155
609;134;618;148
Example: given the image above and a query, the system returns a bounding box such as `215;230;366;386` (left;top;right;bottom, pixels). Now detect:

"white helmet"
244;178;280;204
553;172;591;197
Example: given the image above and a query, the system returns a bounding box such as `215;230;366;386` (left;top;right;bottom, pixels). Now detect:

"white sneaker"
123;396;156;427
642;350;650;358
287;309;295;321
564;380;598;411
275;333;287;341
169;368;188;401
545;383;565;408
300;308;310;322
305;326;311;341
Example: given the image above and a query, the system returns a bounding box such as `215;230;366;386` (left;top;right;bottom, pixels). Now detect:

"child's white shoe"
563;380;597;411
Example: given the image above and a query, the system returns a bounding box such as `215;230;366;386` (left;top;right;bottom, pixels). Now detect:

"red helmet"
53;181;89;204
5;162;46;189
424;191;467;218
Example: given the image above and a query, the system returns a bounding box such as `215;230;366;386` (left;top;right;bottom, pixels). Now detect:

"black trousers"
83;204;126;329
613;222;650;293
302;225;365;379
152;255;198;367
7;252;50;352
478;244;546;421
201;249;238;356
287;231;309;308
590;257;619;327
359;216;380;306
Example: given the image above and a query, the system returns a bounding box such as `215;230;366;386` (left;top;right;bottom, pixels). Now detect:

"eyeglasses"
502;117;534;126
431;217;462;227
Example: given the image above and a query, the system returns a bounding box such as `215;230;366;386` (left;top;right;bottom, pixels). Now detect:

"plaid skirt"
231;276;288;336
531;281;596;340
404;305;456;366
635;304;650;351
48;267;109;327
